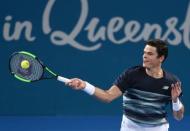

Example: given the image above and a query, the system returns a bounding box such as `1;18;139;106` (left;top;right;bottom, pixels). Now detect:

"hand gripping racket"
9;51;71;83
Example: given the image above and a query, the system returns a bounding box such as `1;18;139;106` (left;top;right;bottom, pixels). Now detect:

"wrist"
82;82;95;95
172;97;178;103
172;98;182;111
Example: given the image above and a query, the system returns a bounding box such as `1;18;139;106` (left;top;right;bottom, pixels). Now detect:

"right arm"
67;78;122;103
94;85;122;103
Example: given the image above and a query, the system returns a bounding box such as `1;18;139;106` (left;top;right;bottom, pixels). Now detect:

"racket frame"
9;51;58;82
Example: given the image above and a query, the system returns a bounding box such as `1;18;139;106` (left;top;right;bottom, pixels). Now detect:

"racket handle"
57;76;71;83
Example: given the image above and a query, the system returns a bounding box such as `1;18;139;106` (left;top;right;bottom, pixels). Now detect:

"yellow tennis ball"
21;60;30;69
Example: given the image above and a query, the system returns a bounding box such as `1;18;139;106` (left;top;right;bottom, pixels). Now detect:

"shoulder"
164;70;180;83
124;65;144;75
119;66;144;79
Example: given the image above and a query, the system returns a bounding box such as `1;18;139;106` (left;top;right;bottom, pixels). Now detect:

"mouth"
143;60;149;63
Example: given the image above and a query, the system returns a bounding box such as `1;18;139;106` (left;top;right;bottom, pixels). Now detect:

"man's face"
143;45;164;69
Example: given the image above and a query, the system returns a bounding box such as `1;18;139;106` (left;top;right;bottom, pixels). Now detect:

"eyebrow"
144;50;154;54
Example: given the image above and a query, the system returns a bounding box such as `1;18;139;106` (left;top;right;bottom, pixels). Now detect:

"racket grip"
57;76;71;83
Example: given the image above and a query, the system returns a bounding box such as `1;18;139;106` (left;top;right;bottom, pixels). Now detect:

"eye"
147;52;153;55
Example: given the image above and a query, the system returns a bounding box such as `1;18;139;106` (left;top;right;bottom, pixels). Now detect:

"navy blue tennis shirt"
114;66;181;125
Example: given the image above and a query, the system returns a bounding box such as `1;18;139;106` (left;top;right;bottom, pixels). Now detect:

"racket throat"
41;67;58;80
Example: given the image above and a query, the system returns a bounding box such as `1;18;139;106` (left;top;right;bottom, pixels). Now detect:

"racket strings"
10;53;43;81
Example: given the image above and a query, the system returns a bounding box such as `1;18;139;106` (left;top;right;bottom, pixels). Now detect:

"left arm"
171;82;184;120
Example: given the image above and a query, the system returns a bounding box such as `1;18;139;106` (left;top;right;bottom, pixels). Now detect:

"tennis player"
67;39;184;131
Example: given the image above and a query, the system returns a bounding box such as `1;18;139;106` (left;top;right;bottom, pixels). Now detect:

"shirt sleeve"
113;69;133;93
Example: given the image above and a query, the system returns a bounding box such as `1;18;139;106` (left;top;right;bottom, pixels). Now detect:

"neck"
145;66;163;78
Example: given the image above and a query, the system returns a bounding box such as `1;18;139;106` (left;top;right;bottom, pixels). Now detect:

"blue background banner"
0;0;189;119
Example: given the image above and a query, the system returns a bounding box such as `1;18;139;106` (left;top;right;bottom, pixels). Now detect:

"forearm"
83;82;122;103
173;105;184;120
67;79;122;103
93;87;118;103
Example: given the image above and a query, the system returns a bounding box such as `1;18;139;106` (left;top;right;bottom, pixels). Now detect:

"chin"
143;63;150;69
143;63;147;68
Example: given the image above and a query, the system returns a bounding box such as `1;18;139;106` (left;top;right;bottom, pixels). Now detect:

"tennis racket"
9;51;71;83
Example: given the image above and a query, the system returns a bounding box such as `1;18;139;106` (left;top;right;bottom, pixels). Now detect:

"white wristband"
172;98;182;111
82;82;95;95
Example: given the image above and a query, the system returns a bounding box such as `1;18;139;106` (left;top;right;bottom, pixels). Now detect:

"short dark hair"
146;39;168;61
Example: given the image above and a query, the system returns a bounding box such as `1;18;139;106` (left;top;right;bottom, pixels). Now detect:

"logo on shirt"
162;86;169;90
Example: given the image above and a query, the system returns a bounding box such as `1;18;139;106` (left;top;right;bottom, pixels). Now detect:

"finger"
176;84;181;92
176;82;180;88
172;86;177;95
173;86;181;97
177;87;182;95
179;82;182;87
67;80;78;87
174;86;178;93
174;83;180;91
171;85;175;91
171;84;174;92
175;82;181;93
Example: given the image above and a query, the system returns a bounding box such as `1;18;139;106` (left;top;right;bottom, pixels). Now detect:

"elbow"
95;89;117;103
103;91;116;103
105;99;113;103
102;93;114;103
102;97;113;103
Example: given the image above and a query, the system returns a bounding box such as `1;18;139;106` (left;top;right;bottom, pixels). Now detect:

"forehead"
144;45;157;53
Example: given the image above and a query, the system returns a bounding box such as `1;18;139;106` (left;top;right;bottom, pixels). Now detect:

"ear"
159;55;165;63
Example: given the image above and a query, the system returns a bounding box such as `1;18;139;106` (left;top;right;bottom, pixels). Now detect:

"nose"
143;53;147;59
